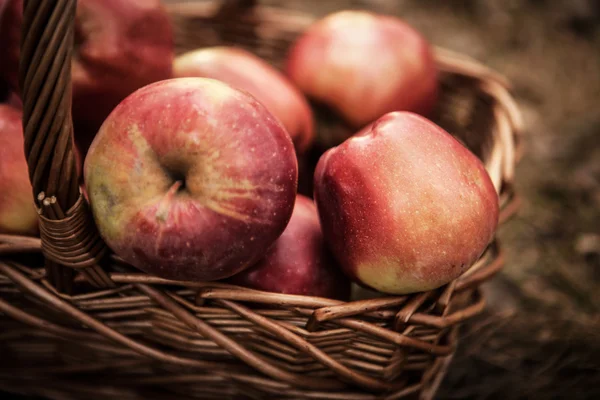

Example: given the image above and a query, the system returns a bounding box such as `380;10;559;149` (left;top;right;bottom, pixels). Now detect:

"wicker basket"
0;1;522;399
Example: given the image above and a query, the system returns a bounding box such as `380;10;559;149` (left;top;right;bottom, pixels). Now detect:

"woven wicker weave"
0;1;522;399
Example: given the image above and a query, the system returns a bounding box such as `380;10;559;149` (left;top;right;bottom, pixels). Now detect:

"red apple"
0;0;6;24
0;104;38;235
228;195;350;300
314;112;499;294
84;78;298;282
286;11;437;131
174;47;314;153
0;0;173;156
0;0;8;103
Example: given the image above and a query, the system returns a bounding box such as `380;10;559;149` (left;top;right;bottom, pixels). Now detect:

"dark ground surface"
272;0;600;398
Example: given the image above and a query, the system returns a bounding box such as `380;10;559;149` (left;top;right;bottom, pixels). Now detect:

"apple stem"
156;181;182;222
167;180;183;196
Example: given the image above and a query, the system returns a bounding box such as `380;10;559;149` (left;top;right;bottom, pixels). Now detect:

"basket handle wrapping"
20;0;110;291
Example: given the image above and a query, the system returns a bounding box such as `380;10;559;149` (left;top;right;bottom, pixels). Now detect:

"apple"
286;11;437;140
0;0;6;27
173;47;314;153
228;195;350;300
0;0;9;104
0;104;38;235
314;112;499;294
0;0;173;156
84;78;298;282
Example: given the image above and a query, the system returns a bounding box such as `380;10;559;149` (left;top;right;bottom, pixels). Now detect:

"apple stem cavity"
156;180;183;222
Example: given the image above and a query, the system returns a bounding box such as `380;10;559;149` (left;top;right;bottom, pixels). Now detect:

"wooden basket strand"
19;0;110;292
0;237;503;397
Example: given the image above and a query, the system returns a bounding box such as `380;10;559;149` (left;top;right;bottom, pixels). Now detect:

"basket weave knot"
37;192;108;270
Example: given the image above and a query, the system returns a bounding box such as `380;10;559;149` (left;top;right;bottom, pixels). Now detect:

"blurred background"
249;0;600;398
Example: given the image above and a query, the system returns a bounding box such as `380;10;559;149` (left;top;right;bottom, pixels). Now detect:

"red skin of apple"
314;112;499;294
84;78;298;282
0;0;5;23
0;104;38;235
228;195;350;300
0;0;8;103
286;11;437;129
174;47;314;153
0;0;173;156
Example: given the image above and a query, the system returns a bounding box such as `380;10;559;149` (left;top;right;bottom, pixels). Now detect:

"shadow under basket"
0;1;523;399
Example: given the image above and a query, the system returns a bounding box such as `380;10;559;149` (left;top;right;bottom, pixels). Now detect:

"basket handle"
19;0;110;291
20;0;78;206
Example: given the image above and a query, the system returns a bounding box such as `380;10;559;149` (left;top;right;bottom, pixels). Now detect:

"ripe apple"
84;78;298;282
0;0;9;103
174;47;314;153
228;195;350;300
0;104;38;235
0;0;173;156
0;0;6;26
314;112;499;294
286;11;437;137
